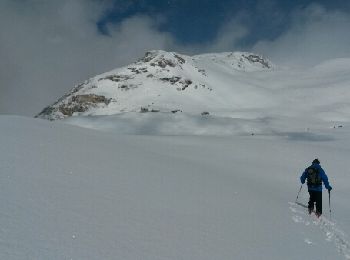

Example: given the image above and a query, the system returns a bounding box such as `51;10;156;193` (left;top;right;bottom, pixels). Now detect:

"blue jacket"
300;163;332;192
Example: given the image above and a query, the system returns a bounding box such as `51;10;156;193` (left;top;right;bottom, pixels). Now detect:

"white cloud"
206;15;248;53
253;4;350;67
0;0;176;116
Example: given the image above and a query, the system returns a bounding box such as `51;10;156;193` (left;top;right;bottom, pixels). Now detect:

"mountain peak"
36;50;275;120
137;50;189;69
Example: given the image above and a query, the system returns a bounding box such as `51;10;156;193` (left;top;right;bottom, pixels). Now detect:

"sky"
1;0;350;116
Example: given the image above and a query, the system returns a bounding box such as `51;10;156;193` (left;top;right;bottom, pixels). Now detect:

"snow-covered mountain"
36;50;274;120
35;50;350;136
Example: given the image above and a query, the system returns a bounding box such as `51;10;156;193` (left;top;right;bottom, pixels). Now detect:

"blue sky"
1;0;350;115
97;0;350;47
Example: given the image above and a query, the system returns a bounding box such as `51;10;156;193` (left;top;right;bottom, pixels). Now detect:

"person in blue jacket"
300;158;332;217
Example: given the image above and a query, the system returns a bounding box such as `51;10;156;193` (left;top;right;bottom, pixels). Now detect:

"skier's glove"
327;186;332;191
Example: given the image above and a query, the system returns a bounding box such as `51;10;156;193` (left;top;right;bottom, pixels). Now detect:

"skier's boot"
308;207;313;215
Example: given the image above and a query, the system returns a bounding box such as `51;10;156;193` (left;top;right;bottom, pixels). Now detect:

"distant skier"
300;159;332;217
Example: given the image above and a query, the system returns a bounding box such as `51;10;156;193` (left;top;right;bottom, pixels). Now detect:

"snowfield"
1;115;350;259
3;51;350;259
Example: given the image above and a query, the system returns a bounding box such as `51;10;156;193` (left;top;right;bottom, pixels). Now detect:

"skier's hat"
312;158;320;164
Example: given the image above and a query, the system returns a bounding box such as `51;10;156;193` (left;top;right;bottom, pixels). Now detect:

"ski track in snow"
289;202;350;259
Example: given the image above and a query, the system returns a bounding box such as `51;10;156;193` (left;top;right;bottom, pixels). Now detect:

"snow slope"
1;115;350;259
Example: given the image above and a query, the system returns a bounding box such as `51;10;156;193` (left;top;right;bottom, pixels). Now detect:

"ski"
295;202;308;208
295;202;319;216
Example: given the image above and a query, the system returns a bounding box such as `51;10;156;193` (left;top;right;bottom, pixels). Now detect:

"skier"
300;159;332;217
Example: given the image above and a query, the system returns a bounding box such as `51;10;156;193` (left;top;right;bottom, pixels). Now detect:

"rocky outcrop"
140;50;187;69
59;94;111;116
37;94;111;119
242;54;271;68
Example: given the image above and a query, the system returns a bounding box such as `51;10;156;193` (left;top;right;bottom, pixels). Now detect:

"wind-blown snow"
1;115;350;259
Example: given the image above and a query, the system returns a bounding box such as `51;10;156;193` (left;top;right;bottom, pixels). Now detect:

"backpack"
306;166;322;186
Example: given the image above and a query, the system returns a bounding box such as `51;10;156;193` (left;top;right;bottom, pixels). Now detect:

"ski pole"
328;190;332;220
295;185;303;203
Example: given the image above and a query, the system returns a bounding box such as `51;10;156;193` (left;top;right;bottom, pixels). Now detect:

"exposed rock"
140;51;157;62
174;54;185;64
58;94;111;116
184;79;192;85
141;51;179;68
72;94;110;105
140;107;149;113
119;84;138;91
157;59;175;68
243;54;271;68
160;76;181;84
59;104;88;116
128;67;148;74
159;77;192;90
181;79;192;90
198;69;206;76
103;75;133;82
35;106;55;119
171;109;182;113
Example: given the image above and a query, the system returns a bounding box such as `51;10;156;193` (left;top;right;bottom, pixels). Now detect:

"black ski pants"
308;190;322;215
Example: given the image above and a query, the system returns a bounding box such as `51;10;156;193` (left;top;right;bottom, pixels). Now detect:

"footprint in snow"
292;215;303;223
291;214;310;225
290;202;350;259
